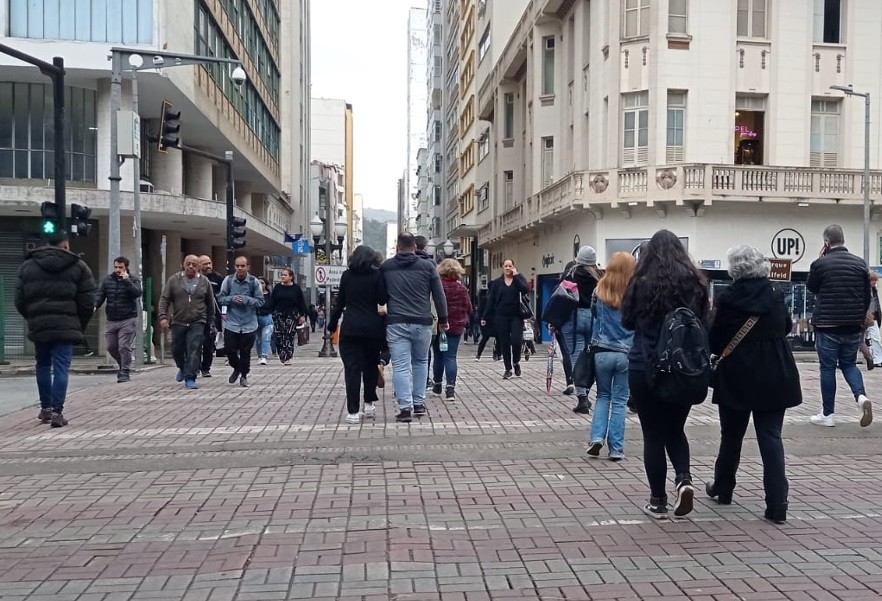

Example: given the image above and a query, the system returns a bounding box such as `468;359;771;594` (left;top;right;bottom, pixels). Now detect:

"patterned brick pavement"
0;340;880;600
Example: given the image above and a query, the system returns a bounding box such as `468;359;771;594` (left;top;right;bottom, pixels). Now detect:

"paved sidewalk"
0;340;880;600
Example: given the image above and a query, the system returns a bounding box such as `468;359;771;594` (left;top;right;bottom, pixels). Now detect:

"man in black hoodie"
15;233;97;427
95;256;142;383
381;233;448;422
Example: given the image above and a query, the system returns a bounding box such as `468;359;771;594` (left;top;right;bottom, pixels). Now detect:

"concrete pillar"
152;143;184;195
212;164;226;203
236;181;253;213
184;154;213;200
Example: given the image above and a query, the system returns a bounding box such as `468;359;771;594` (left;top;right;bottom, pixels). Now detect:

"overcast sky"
310;0;416;214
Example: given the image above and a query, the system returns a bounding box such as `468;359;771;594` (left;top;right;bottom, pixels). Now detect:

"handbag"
519;294;534;319
709;316;759;385
572;293;599;390
541;267;579;327
296;324;309;346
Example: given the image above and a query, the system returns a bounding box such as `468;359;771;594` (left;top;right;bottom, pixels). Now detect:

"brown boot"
50;412;68;428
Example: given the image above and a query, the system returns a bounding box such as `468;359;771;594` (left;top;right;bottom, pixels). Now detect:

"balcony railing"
479;164;882;246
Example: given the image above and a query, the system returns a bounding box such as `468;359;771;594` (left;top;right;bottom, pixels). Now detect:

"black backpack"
647;307;710;405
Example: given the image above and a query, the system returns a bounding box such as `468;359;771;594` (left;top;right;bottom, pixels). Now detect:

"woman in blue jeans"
254;277;274;364
585;252;635;461
559;246;602;413
432;259;472;401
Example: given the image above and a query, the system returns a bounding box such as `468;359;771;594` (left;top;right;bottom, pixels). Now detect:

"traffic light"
229;217;247;250
70;203;92;238
157;99;181;153
39;201;59;235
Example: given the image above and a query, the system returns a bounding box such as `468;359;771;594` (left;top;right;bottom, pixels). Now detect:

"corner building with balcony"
0;0;310;357
476;0;882;345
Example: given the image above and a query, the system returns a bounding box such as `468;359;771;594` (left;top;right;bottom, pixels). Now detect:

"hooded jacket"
15;246;97;343
95;272;142;322
380;252;448;326
708;277;802;411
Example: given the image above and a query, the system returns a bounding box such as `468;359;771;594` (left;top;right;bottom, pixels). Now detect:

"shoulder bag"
709;315;759;386
573;293;599;390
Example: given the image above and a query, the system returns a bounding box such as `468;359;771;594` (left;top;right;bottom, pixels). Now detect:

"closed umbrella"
546;334;557;395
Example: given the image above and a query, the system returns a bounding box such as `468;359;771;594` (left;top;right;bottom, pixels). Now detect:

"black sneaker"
228;370;240;384
514;364;521;377
432;382;443;395
502;370;513;379
201;370;212;378
524;351;530;361
586;442;603;457
50;412;68;428
444;387;455;402
396;409;412;422
674;479;695;517
644;497;668;520
117;374;130;383
38;408;52;424
413;404;427;416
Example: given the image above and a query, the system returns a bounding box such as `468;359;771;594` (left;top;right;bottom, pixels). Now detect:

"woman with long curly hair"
621;230;709;519
586;252;636;461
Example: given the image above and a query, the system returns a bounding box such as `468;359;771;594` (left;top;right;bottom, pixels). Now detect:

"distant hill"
364;208;397;223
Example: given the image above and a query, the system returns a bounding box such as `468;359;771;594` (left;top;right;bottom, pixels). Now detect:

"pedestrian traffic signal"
229;217;247;250
39;201;59;235
70;203;92;238
157;99;181;152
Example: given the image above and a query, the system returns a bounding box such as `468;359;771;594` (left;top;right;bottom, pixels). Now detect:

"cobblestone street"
0;340;880;600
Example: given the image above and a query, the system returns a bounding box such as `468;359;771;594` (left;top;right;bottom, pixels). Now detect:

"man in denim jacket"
217;256;264;387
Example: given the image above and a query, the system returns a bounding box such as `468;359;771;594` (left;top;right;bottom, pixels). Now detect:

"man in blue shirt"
217;256;264;387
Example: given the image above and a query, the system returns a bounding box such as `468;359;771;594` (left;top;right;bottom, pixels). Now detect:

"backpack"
647;307;710;405
541;267;579;327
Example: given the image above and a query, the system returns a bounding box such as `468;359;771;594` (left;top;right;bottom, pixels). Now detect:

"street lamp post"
0;44;66;232
831;84;872;263
310;211;346;358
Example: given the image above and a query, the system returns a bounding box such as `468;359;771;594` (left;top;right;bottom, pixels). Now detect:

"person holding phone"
482;259;529;379
95;256;143;383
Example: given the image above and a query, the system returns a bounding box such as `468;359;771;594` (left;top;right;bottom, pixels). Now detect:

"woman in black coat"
328;245;389;424
482;259;530;378
706;245;802;524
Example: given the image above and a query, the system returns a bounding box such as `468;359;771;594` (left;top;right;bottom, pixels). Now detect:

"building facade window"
668;0;688;35
542;36;555;95
460;141;476;175
814;0;842;44
666;91;686;163
434;153;442;173
459;96;475;136
503;93;515;139
503;170;514;209
195;2;280;160
737;0;767;38
477;183;489;213
460;185;475;217
810;99;839;167
216;0;281;106
0;83;97;182
735;94;766;165
478;27;490;62
433;120;442;142
434;185;442;206
9;0;153;43
622;91;648;165
541;137;554;188
477;128;490;161
622;0;650;39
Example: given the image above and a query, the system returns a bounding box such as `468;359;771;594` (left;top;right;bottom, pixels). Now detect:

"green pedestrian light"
41;219;57;235
39;201;59;236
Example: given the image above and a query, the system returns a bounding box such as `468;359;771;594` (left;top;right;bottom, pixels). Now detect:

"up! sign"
771;229;806;264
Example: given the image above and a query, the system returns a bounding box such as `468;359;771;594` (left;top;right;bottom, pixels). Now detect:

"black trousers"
224;330;257;377
339;336;384;414
631;370;693;499
201;322;215;372
476;325;498;358
171;323;205;381
714;406;788;512
554;328;574;385
496;315;523;371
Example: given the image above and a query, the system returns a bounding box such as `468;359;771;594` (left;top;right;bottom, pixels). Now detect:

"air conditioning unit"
140;180;154;193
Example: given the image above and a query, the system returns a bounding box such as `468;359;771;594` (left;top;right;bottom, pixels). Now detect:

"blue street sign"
291;238;311;256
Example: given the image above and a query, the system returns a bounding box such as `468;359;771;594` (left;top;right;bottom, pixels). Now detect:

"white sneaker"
258;357;267;365
345;413;361;424
363;403;376;417
810;412;836;427
858;395;873;427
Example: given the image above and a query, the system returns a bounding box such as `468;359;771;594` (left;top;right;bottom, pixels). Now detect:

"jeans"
255;314;274;357
171;323;205;381
562;307;593;396
339;336;384;414
554;328;574;386
105;317;136;377
590;351;629;455
496;315;523;371
815;330;865;415
713;406;788;513
631;370;693;499
432;333;462;387
225;330;257;377
387;322;433;411
34;341;73;412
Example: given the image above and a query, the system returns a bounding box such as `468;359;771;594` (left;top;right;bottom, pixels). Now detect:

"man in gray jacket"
217;256;263;388
158;255;215;389
381;233;448;422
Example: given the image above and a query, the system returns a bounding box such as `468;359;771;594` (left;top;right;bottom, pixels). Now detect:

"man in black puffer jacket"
806;224;873;428
15;233;97;428
95;256;142;383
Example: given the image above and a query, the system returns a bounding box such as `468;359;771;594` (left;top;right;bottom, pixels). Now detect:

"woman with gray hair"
706;245;802;524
